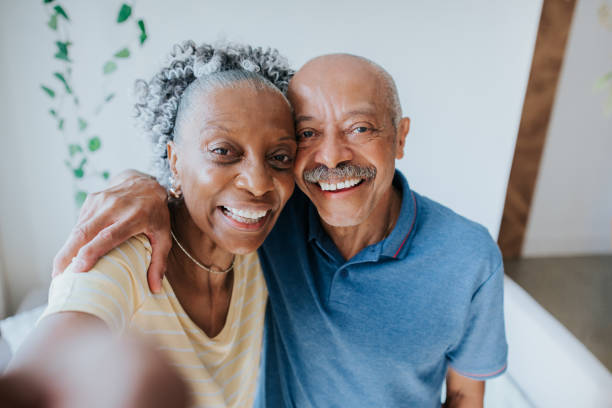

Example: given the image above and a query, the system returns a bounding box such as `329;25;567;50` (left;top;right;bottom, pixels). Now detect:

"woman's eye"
275;155;291;163
211;147;230;156
269;153;294;168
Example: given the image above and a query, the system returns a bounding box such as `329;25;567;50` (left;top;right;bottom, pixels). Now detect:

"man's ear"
395;117;410;160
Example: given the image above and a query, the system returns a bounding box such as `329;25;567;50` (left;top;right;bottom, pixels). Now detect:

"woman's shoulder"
105;233;152;282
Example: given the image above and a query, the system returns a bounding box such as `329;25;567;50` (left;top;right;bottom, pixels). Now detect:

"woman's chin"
222;241;264;256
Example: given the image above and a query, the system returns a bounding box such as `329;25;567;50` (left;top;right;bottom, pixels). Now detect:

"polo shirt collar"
380;170;418;259
307;170;418;263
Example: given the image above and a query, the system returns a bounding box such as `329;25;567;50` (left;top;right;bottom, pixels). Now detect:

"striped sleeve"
40;234;151;332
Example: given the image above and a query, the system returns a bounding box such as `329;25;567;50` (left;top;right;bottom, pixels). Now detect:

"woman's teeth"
222;206;268;224
318;178;362;191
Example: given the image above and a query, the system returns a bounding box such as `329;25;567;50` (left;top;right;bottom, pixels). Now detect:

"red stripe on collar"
393;191;417;259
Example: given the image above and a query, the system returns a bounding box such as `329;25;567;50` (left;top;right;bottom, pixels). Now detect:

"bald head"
290;53;402;128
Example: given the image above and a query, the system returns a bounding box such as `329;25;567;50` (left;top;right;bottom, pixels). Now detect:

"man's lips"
311;177;368;192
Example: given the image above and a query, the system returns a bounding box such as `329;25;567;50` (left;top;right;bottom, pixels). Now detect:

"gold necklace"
170;229;235;274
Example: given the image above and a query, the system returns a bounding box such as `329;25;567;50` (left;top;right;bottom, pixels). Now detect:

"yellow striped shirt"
41;234;268;408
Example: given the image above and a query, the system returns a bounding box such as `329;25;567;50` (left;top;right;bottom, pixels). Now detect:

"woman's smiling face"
168;83;296;254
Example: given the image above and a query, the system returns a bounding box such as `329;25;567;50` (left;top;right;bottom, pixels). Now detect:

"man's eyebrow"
344;109;377;118
295;115;314;125
295;109;378;125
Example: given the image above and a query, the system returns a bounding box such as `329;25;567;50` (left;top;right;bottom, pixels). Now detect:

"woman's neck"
168;202;234;291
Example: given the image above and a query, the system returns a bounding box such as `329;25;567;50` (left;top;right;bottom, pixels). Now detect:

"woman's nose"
234;160;274;197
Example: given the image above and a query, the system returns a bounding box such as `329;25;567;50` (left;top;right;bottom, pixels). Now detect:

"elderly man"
54;54;507;407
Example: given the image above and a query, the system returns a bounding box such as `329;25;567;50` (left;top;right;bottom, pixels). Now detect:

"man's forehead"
289;58;384;108
291;55;382;90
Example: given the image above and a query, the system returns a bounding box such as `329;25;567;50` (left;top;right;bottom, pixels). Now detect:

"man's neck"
321;185;402;261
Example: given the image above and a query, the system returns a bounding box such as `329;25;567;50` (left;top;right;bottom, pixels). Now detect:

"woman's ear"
167;141;182;197
167;141;179;178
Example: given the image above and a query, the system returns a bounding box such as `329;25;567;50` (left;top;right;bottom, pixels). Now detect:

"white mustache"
303;163;376;183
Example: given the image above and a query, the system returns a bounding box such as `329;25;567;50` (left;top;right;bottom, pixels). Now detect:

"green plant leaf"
68;143;82;156
75;191;87;206
49;109;57;116
114;48;130;58
137;19;147;45
58;118;64;130
102;171;110;180
105;93;115;102
54;5;69;20
55;41;71;62
117;4;132;23
53;72;72;94
43;0;55;4
103;61;117;74
73;158;87;178
41;85;55;98
78;117;88;131
54;52;69;62
48;14;57;30
56;41;70;54
88;136;101;152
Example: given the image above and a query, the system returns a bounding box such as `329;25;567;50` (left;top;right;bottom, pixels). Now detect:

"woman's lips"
219;206;272;231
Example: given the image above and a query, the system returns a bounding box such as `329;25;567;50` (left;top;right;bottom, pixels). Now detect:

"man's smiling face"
288;54;409;227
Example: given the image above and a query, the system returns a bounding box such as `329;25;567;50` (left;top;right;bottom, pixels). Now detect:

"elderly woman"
7;41;296;408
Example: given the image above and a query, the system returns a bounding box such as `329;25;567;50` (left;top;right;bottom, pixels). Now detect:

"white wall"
523;0;612;256
0;0;542;313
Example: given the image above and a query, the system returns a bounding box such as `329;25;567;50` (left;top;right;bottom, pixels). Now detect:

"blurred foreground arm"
443;367;484;408
52;170;171;293
1;312;189;408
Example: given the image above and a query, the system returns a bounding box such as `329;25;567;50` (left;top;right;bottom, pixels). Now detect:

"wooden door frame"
498;0;577;258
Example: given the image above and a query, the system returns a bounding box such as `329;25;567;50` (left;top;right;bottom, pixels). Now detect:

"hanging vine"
40;0;149;207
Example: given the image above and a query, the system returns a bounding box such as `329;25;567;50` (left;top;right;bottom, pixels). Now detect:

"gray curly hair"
134;40;294;189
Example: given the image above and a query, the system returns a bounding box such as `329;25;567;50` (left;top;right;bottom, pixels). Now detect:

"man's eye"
353;126;370;134
298;130;315;139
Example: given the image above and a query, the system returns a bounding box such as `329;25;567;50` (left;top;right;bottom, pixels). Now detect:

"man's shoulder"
265;189;310;242
413;192;501;269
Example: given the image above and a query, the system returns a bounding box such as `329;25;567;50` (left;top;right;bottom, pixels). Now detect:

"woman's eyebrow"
199;122;233;135
277;135;297;142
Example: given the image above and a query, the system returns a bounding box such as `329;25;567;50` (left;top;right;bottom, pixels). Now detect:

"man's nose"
313;131;353;169
234;160;275;197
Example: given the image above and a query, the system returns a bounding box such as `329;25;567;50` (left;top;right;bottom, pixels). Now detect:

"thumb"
146;231;171;294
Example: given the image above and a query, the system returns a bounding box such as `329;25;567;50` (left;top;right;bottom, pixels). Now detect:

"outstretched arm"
3;312;189;408
52;170;171;293
443;367;484;408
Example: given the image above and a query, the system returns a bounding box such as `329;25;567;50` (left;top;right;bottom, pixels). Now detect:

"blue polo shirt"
256;170;507;407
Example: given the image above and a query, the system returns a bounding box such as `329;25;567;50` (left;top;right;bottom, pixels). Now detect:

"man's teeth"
223;207;268;223
318;178;362;191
